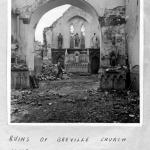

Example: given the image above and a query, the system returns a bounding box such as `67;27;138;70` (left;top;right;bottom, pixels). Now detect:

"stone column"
16;14;23;59
99;25;103;68
19;11;34;71
26;27;35;71
16;15;20;42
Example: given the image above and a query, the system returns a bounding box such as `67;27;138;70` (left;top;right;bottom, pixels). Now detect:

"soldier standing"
57;61;63;79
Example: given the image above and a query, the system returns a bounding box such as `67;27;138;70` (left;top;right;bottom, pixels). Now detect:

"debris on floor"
37;62;71;81
11;75;139;123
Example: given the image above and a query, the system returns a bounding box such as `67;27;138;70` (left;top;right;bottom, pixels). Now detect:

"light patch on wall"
35;4;71;43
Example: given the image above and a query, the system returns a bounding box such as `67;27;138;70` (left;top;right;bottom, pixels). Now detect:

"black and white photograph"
10;0;140;123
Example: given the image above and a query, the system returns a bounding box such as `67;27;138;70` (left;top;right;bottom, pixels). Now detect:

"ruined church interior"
11;0;140;123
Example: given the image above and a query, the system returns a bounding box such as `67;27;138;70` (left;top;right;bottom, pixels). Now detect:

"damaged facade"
43;6;100;74
99;6;127;90
11;0;140;91
10;0;140;123
125;0;140;90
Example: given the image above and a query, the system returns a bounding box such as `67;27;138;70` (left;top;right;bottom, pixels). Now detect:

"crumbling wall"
44;6;99;49
11;13;17;41
126;0;139;68
12;0;125;17
125;0;140;91
100;6;126;67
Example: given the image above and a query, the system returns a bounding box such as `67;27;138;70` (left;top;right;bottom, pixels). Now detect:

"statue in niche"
70;34;74;49
80;25;85;49
92;33;99;49
57;33;63;49
80;33;85;49
74;33;80;48
70;25;75;49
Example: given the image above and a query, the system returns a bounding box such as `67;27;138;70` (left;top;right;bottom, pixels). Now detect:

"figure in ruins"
58;33;63;49
74;33;80;48
57;61;63;79
92;33;99;49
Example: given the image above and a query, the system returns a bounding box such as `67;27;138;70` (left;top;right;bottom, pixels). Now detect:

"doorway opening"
91;56;99;74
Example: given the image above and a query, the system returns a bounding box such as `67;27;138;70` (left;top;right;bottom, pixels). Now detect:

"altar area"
51;48;100;74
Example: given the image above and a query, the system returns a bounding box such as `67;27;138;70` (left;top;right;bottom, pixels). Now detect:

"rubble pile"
37;62;71;81
10;75;139;123
37;62;58;81
11;88;139;123
11;90;32;102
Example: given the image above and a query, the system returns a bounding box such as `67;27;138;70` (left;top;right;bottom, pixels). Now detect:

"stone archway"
21;0;101;71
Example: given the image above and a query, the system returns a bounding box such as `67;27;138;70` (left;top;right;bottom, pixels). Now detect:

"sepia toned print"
10;0;140;123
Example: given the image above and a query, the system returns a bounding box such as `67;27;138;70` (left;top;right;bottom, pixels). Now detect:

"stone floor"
11;74;139;123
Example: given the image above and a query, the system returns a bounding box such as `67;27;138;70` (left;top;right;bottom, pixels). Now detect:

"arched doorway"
91;56;99;74
22;0;101;70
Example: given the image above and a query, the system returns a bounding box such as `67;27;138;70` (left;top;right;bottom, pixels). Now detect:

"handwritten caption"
9;135;127;150
9;135;48;143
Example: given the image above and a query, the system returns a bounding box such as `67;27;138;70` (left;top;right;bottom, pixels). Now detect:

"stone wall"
12;0;125;17
44;6;100;49
11;13;17;41
125;0;140;91
100;6;126;67
126;0;139;68
11;0;125;70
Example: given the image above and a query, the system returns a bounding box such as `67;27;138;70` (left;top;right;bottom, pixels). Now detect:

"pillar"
99;23;104;68
26;27;35;71
16;15;20;41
